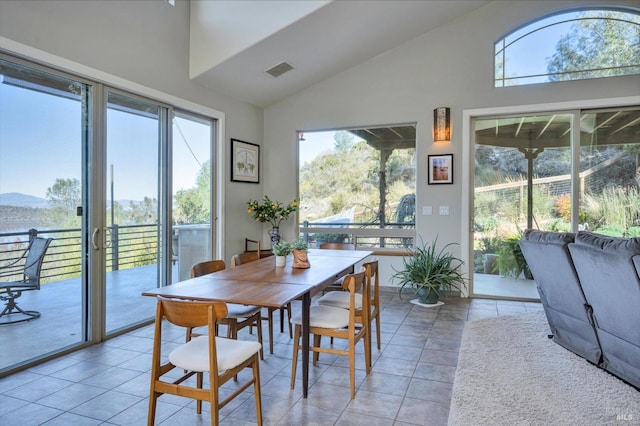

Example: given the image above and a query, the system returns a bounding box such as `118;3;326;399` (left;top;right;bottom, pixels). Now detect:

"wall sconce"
433;107;451;143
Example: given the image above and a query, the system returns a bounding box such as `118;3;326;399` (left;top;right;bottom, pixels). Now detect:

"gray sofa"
520;230;640;390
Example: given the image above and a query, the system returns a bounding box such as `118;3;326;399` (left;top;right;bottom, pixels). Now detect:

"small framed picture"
428;154;453;184
231;139;259;183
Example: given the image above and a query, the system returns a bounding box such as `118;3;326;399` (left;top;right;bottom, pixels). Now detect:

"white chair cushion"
290;305;349;329
226;303;261;318
169;336;261;372
316;291;362;310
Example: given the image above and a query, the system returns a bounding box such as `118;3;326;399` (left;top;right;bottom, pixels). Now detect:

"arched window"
495;7;640;87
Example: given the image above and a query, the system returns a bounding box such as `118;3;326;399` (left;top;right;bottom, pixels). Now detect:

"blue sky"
0;82;209;201
3;10;622;200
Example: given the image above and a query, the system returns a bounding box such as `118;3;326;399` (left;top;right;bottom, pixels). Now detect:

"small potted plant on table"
290;239;310;269
393;237;466;305
272;241;292;267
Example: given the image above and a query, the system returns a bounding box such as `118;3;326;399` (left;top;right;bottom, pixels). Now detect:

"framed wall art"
231;138;259;183
428;154;453;184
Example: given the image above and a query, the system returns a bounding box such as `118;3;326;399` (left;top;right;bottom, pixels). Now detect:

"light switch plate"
423;206;433;215
439;206;449;215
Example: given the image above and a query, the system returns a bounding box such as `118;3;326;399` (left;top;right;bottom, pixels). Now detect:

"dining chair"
147;297;262;426
231;252;293;354
318;242;356;292
316;257;381;355
290;268;370;399
190;260;264;360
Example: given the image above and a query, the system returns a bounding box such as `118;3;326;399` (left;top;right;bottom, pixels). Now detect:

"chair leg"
287;303;293;338
349;339;356;399
196;372;203;414
147;387;158;426
376;311;381;350
252;353;263;426
0;291;41;325
256;315;264;360
228;321;240;382
365;327;371;374
268;308;275;354
291;324;301;389
210;369;220;426
313;334;321;365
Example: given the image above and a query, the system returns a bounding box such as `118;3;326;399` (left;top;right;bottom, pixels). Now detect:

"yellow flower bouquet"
247;196;299;228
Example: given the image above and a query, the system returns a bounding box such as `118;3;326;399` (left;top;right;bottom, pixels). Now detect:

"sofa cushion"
574;231;640;254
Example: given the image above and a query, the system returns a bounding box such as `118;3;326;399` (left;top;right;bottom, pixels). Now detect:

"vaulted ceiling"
188;1;490;108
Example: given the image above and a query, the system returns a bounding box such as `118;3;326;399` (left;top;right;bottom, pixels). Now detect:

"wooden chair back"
319;243;355;250
190;259;225;278
158;297;228;329
231;251;260;267
244;238;262;256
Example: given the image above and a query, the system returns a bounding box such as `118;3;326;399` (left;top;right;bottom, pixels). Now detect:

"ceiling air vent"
265;61;294;78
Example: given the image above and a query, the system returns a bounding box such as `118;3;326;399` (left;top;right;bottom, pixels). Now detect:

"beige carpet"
448;311;640;426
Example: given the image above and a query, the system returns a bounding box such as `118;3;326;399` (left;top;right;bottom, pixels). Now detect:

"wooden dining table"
142;248;372;398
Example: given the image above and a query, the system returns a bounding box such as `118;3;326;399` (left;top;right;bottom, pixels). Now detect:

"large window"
472;107;640;299
495;7;640;87
298;125;416;249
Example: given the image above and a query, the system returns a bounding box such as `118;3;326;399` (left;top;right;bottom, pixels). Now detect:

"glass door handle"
104;227;112;249
91;228;100;250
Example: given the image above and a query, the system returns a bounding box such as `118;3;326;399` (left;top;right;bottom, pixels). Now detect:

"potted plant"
246;196;299;245
290;239;310;269
272;241;291;266
497;231;532;279
392;237;467;305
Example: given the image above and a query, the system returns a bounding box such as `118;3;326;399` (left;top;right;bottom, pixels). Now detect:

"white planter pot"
275;255;286;267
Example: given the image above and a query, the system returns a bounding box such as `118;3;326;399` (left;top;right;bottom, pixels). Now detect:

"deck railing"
299;221;415;250
0;224;159;283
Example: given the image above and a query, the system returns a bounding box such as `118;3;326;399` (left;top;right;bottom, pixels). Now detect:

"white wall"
263;0;640;287
0;0;265;261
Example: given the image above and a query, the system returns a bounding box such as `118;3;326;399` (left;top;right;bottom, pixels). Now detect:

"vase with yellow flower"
246;196;299;245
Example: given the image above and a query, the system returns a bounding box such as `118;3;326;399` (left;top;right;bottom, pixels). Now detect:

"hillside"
0;205;45;233
0;192;48;208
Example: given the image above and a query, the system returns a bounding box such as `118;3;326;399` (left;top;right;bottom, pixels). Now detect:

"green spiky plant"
392;237;467;304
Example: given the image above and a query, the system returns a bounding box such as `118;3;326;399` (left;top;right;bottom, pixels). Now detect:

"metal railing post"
112;224;119;271
28;228;38;244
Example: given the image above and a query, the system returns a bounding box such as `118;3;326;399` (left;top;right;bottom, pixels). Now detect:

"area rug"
448;311;640;425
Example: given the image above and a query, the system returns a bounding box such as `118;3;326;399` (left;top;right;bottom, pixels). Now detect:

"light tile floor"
0;290;542;425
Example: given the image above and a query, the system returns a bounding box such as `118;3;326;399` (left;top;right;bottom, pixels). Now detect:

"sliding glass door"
471;107;640;300
171;112;213;283
0;58;90;371
104;91;166;334
0;55;218;375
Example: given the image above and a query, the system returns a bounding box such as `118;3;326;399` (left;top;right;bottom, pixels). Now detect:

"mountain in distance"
0;193;145;209
0;192;49;208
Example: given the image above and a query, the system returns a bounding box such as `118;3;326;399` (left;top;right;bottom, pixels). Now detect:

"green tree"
334;131;356;153
126;197;158;225
299;136;415;225
546;11;640;81
173;160;210;224
44;178;81;228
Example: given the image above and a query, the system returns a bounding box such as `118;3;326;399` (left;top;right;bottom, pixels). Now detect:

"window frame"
494;6;640;87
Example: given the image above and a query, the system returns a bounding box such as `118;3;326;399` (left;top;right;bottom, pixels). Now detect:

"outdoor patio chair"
0;237;53;324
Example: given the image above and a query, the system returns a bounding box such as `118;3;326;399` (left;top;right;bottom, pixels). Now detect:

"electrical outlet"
439;206;449;215
423;206;433;215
